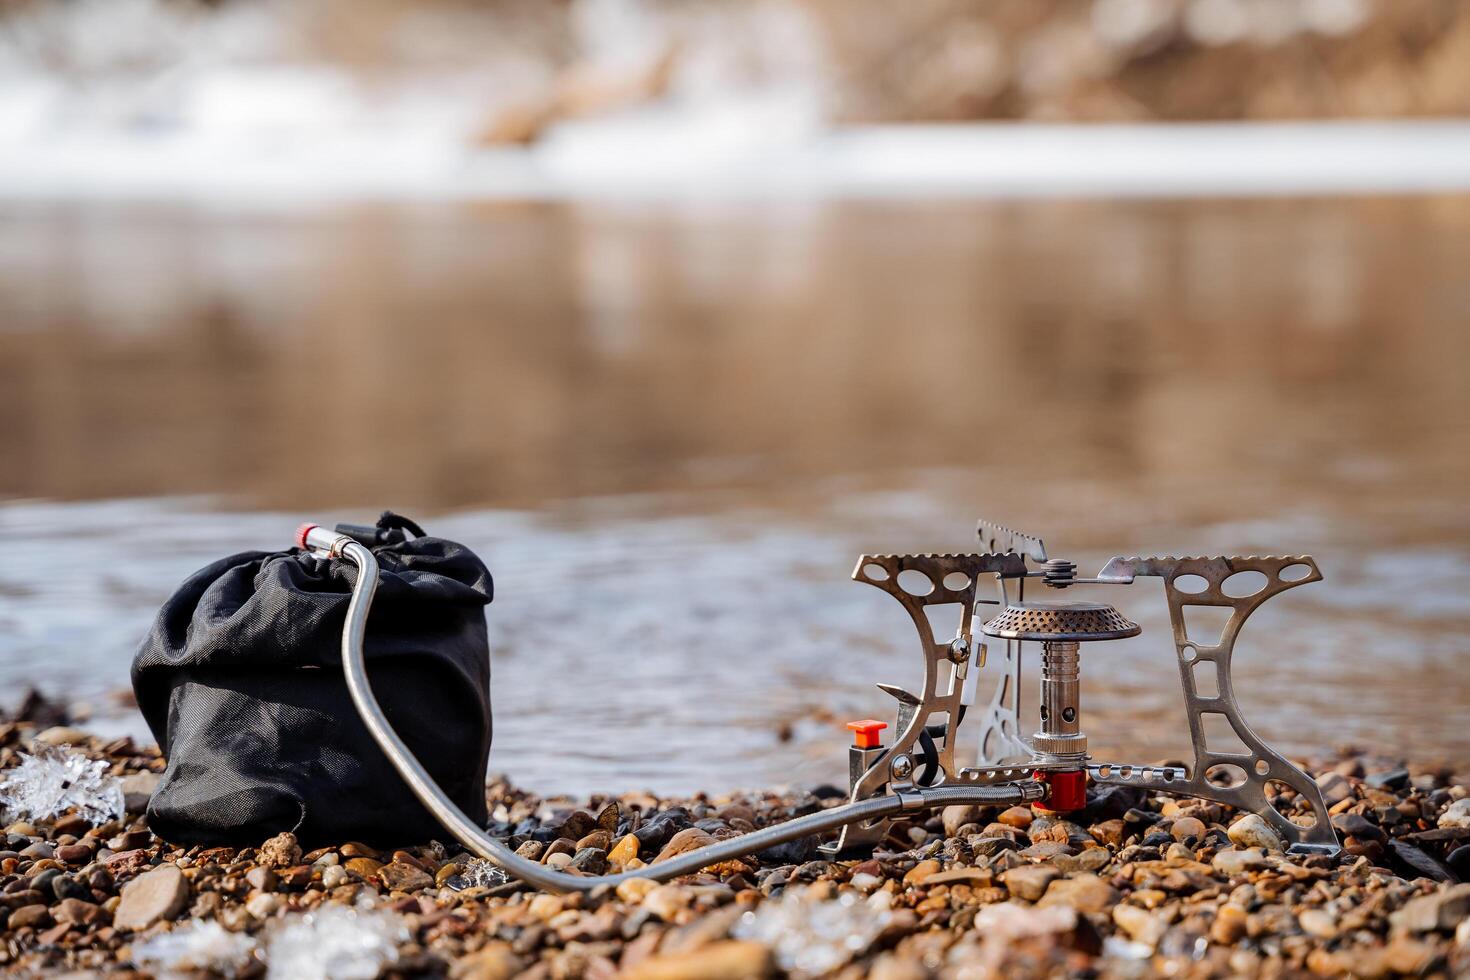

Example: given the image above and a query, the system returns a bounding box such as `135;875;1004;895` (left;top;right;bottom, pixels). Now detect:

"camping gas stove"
823;519;1339;857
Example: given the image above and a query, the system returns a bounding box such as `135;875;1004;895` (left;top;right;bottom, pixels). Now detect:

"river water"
1;195;1467;794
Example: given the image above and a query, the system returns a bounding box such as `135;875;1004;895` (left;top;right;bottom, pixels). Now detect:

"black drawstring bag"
132;513;493;847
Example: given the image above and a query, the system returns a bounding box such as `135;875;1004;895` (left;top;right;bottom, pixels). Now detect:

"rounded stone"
113;864;190;932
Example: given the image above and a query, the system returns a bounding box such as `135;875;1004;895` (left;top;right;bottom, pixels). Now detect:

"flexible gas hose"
321;534;1044;893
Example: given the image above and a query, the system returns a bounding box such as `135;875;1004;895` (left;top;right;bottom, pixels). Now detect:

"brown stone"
1000;865;1059;901
55;843;92;864
653;828;716;863
52;814;91;837
378;862;434;892
54;897;102;926
113;864;190;932
902;860;941;886
622;939;774;980
245;866;278;892
997;806;1034;830
1170;816;1206;841
345;857;384;878
9;904;52;930
258;832;302;869
449;941;525;980
103;849;151;877
1038;873;1120;914
1210;904;1249;945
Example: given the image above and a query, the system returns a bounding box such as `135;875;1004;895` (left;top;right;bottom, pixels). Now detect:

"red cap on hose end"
295;523;320;550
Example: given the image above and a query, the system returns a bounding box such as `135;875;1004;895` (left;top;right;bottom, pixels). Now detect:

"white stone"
1437;798;1470;829
1226;814;1284;852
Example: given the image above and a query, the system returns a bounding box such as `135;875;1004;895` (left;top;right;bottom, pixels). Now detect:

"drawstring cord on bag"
295;524;1048;893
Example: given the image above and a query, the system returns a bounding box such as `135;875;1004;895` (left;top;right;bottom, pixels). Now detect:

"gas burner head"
981;600;1140;642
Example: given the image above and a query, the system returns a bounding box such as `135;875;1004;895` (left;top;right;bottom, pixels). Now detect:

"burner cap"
981;600;1140;641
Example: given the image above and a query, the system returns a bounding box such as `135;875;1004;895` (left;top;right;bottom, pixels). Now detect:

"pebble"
1438;798;1470;829
608;834;639;866
570;846;608;874
1212;846;1269;876
9;904;52;930
622;939;774;980
51;814;90;837
642;884;692;921
449;943;524;980
1298;907;1337;938
1038;873;1119;914
257;832;301;869
902;860;940;886
378;862;434;892
653;827;716;863
616;877;657;903
245;866;277;892
1226;813;1285;851
1390;882;1470;932
1113;904;1166;947
942;805;981;837
1210;903;1249;944
1000;864;1059;901
344;857;384;878
246;892;281;918
35;725;91;745
55;843;91;864
1170;816;1206;841
113;864;190;931
321;864;348;889
998;805;1034;829
53;897;101;927
53;874;91;902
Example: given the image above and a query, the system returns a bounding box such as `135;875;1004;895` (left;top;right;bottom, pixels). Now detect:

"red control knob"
846;719;888;749
1035;768;1087;812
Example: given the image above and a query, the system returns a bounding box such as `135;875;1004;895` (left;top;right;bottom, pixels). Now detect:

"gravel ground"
1;696;1467;979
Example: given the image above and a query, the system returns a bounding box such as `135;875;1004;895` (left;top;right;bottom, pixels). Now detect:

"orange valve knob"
846;719;888;749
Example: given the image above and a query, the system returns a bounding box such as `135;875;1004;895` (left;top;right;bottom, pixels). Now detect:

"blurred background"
1;0;1468;794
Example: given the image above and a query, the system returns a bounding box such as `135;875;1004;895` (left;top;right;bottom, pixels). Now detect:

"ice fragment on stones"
446;858;512;890
733;887;892;977
265;905;408;980
132;921;260;979
0;743;123;824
